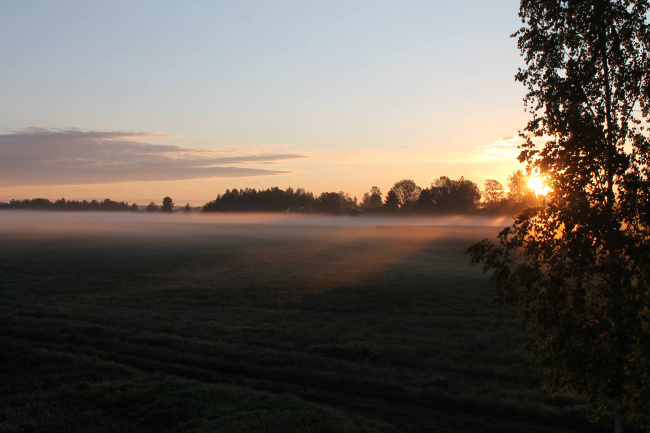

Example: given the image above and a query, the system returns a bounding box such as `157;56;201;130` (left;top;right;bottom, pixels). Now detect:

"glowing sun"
528;174;550;196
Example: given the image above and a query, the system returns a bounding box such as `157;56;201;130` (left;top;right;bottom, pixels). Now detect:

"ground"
0;212;612;432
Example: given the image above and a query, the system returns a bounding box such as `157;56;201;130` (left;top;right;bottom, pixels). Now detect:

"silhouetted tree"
427;176;453;212
183;203;192;213
506;170;535;205
414;188;435;213
13;198;51;210
468;2;650;430
360;186;383;211
389;179;421;209
483;179;505;210
0;197;132;212
291;188;314;209
383;190;399;212
313;192;341;214
53;198;67;210
101;198;130;211
145;202;159;212
161;196;174;213
202;186;315;213
337;191;357;210
429;176;481;214
451;177;481;213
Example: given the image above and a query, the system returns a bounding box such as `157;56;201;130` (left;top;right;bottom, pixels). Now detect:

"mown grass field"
0;212;612;432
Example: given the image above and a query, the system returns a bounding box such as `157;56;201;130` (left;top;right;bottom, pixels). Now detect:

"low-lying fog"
0;211;505;289
0;210;511;238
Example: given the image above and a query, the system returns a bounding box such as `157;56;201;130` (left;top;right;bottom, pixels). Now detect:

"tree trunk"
599;14;627;433
614;399;625;433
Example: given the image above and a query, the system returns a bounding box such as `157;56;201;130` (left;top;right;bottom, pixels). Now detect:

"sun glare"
528;174;550;196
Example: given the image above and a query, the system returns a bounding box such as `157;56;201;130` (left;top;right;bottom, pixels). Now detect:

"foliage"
383;190;400;212
469;0;650;430
0;173;543;217
506;170;536;205
145;201;159;212
161;196;174;213
388;179;421;209
0;176;537;217
338;191;358;210
312;192;342;214
360;186;383;211
483;179;505;209
418;176;481;214
202;187;315;213
0;197;138;212
414;188;435;213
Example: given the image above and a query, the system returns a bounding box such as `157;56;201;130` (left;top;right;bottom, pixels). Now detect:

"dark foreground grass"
0;213;612;432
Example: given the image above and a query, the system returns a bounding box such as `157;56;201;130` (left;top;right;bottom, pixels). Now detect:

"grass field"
0;212;612;432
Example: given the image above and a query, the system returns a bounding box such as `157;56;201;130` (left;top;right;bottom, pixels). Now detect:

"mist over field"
0;210;511;237
0;211;507;291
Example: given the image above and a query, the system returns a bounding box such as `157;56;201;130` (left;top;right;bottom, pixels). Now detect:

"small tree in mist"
145;202;159;212
483;179;505;210
468;1;650;431
162;197;174;213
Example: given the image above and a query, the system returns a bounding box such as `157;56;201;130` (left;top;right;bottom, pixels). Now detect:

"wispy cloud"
472;135;555;162
473;136;525;161
0;128;305;186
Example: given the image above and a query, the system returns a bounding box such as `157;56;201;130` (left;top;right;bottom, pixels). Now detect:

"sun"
528;174;550;196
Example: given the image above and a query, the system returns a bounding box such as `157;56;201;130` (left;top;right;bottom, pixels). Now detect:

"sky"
0;0;531;206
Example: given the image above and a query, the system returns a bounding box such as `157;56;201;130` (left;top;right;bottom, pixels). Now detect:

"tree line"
0;197;139;212
0;170;541;216
0;196;178;213
199;170;540;215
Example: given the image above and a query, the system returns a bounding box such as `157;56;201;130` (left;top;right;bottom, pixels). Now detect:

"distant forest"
0;170;541;216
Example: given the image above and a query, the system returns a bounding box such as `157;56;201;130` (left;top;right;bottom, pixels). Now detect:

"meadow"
0;212;612;432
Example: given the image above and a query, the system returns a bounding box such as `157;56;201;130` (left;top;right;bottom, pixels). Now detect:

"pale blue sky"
1;0;529;204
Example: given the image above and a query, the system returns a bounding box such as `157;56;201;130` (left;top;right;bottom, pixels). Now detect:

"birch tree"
468;1;650;431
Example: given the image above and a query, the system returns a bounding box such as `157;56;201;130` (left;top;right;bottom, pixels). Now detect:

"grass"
0;213;612;432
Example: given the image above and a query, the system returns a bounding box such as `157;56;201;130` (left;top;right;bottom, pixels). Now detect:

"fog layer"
0;211;509;238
